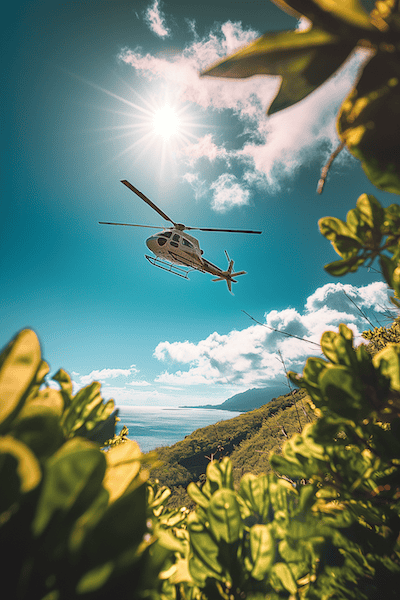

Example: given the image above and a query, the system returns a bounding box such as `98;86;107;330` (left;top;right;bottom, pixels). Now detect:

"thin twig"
277;350;303;432
343;290;376;329
317;140;346;194
241;310;320;348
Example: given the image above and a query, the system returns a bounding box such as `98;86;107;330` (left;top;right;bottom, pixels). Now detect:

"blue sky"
2;0;397;407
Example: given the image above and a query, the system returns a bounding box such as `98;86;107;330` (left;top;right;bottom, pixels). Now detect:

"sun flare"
152;106;180;139
78;74;203;172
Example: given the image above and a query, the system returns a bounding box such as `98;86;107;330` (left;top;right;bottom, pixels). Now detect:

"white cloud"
181;134;228;166
120;22;370;194
153;282;390;388
120;21;272;117
144;0;170;38
210;173;250;212
78;365;139;386
182;172;208;200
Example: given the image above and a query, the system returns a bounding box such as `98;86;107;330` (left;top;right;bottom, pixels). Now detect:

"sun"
76;73;204;172
152;106;180;139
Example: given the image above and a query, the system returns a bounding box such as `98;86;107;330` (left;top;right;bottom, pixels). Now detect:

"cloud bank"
66;282;390;405
153;281;390;389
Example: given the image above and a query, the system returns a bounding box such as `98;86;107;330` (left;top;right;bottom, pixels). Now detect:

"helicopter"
99;180;262;292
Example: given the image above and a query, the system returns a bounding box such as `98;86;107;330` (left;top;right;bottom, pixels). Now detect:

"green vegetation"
150;390;313;505
0;330;186;600
2;0;400;597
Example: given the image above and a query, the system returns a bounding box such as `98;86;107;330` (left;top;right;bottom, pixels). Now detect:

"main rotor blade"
121;180;175;226
99;222;165;229
186;227;262;234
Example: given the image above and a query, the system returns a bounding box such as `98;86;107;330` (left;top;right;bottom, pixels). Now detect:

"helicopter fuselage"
146;229;202;265
145;229;228;278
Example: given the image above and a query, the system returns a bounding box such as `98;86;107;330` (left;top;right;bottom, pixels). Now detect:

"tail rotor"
212;251;246;293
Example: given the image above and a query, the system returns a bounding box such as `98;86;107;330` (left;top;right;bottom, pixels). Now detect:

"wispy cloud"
144;0;170;38
182;172;208;200
181;133;228;166
153;282;390;389
120;21;368;202
210;173;250;212
78;365;139;386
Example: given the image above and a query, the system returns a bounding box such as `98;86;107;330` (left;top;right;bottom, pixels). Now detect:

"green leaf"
52;369;73;405
0;436;41;505
356;193;384;232
202;456;234;497
321;325;354;366
239;473;270;522
319;365;364;417
338;53;400;194
309;0;373;29
319;217;362;257
102;439;143;503
324;255;365;276
187;513;224;585
187;482;210;510
373;344;400;392
79;476;148;565
272;0;373;30
10;409;64;461
60;380;116;441
379;254;398;290
302;357;328;391
249;524;275;580
272;562;298;594
207;489;243;543
201;27;353;114
76;562;113;594
0;330;42;433
32;437;106;536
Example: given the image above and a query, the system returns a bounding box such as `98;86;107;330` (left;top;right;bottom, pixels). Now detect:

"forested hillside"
149;388;313;506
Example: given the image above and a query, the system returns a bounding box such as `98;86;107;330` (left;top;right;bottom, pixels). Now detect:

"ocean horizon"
116;405;242;453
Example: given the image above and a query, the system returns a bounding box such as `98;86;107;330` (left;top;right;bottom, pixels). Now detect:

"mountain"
150;388;313;508
181;385;289;412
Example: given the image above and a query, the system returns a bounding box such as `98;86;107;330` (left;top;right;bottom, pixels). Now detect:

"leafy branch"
201;0;400;194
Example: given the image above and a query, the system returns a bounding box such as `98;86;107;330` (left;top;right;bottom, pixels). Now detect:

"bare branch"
342;290;376;329
241;310;320;348
317;140;346;194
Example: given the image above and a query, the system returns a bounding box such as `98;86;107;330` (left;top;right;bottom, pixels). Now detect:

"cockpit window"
160;231;172;238
182;238;193;248
172;233;180;242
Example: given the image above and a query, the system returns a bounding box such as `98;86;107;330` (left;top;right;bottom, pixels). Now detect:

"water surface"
116;405;241;453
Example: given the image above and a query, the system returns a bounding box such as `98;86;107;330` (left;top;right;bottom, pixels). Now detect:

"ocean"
116;405;242;453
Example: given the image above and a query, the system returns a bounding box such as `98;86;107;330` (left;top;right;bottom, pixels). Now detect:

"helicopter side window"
170;233;180;248
157;237;167;246
182;238;193;248
160;231;172;238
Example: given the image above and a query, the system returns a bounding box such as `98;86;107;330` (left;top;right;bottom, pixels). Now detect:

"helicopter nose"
146;236;158;253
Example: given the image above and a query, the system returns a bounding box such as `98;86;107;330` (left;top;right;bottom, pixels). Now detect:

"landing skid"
145;255;196;279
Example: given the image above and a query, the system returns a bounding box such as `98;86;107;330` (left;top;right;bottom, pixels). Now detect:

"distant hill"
181;385;289;412
149;388;314;508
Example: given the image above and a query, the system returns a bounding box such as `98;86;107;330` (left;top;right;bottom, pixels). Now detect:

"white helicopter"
99;180;262;292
